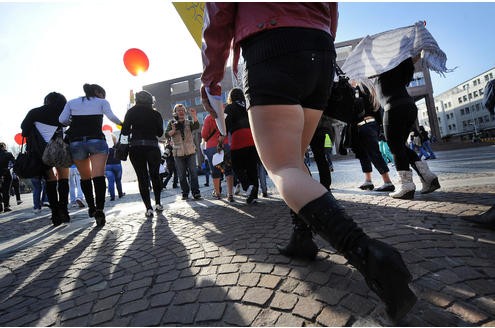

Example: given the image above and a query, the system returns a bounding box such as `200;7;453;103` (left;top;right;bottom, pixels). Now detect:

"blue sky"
1;1;494;149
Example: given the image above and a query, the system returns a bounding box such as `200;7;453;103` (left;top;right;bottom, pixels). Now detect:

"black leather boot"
46;180;61;226
57;178;70;223
298;192;417;322
277;210;318;260
80;179;96;218
92;176;106;227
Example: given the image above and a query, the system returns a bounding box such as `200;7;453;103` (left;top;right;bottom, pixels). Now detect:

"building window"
480;88;484;95
171;80;190;95
463;95;467;102
478;117;483;124
460;108;465;115
448;125;452;130
474;90;478;97
409;71;425;87
473;80;478;86
458;97;462;104
484;115;490;123
490;73;494;79
193;78;202;91
465;107;470;114
485;74;490;81
194;96;202;106
452;124;456;129
448;101;452;107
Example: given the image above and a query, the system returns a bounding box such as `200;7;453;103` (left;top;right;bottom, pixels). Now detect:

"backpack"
483;80;495;114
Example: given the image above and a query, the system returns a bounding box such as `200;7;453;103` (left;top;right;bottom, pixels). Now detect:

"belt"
70;136;105;142
357;118;375;127
130;139;158;147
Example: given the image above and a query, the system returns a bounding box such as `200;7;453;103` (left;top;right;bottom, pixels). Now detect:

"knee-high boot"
277;210;319;260
390;170;415;199
80;179;96;218
92;176;106;227
413;161;440;194
298;192;417;322
46;180;61;226
57;178;70;223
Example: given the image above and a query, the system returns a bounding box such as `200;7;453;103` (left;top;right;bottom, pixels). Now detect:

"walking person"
59;84;123;227
22;92;71;225
350;84;395;192
224;88;259;203
201;3;416;321
0;142;15;213
309;116;333;190
166;104;202;200
201;158;211;187
121;91;164;217
31;175;47;214
69;164;85;208
105;139;125;201
10;172;22;205
162;139;178;189
201;112;234;201
419;125;436;159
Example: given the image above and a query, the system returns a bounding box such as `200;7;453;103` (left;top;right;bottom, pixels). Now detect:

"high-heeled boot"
46;180;61;226
92;176;106;227
80;179;96;218
298;192;417;322
57;178;70;223
413;161;440;194
276;210;319;260
390;170;415;199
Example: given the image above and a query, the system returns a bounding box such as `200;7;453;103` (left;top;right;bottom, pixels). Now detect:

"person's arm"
120;110;132;136
59;102;71;126
155;112;164;138
165;120;176;138
201;115;212;139
21;109;36;137
189;108;200;130
101;99;123;126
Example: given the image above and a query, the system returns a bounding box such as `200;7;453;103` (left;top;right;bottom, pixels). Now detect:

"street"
0;144;494;326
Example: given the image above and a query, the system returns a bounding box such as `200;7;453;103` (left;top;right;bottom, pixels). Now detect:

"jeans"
258;163;268;194
69;167;84;203
354;121;390;175
31;177;47;210
175;154;200;196
422;140;436;158
105;164;123;199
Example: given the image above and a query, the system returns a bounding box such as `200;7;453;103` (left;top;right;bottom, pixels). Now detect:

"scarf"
341;21;454;85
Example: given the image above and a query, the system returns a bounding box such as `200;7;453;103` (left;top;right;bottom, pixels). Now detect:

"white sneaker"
244;185;254;197
155;204;164;212
33;208;42;214
145;209;154;218
234;184;241;195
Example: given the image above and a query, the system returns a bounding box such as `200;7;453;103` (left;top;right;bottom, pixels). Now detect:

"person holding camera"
165;104;201;200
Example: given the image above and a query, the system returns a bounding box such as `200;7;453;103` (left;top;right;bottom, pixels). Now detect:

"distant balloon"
102;124;113;132
123;48;149;76
14;133;23;145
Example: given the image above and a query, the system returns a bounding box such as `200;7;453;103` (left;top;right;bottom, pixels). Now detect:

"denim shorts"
70;139;109;161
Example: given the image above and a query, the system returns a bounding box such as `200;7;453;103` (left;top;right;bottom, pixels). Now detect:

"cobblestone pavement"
0;146;494;327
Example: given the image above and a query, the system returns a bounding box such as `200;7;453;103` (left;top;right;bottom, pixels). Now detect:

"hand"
189;108;197;117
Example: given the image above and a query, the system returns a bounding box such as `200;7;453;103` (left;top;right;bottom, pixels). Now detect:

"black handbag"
114;134;129;161
13;137;45;178
324;63;356;124
42;128;73;168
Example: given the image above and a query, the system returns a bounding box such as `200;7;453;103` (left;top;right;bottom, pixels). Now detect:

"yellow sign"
173;2;205;49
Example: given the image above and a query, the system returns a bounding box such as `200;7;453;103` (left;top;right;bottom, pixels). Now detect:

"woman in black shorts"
200;3;416;321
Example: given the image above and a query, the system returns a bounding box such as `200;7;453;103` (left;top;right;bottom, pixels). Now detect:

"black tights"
129;146;162;210
310;129;332;189
383;102;420;172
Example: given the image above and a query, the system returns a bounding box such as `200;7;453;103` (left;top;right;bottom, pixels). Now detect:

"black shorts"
241;29;336;110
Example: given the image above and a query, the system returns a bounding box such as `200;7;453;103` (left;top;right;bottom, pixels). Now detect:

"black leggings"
383;102;421;171
129;146;162;210
310;129;332;189
231;146;259;191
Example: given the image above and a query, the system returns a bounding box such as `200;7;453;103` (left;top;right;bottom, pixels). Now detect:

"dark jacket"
121;105;164;142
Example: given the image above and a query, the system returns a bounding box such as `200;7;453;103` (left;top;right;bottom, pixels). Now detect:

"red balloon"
102;124;113;132
123;48;149;76
14;133;24;145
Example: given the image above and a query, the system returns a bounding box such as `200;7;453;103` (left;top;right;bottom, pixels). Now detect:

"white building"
418;68;495;141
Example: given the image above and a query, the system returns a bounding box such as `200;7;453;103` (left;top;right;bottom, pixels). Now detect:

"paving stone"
243;287;273;306
94;294;121;312
162;303;198;324
258;274;282;289
224;303;261;326
150;291;175;307
60;301;93;321
316;307;351;327
173;289;200;305
252;308;282;326
195;302;227;322
120;287;147;303
198;286;227;302
292;297;323;320
227;286;247;301
216;273;239;286
119;298;150;316
341;294;375;317
171;277;196;291
130;307;166;326
275;312;305;327
218;263;239;274
91;308;115;326
448;301;489;324
270;291;298;311
238;272;261;287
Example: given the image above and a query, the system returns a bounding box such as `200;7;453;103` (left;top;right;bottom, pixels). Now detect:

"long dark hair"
44;92;67;110
82;83;106;101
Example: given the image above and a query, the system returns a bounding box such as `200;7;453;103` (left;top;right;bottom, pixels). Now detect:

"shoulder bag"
42;128;73;168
